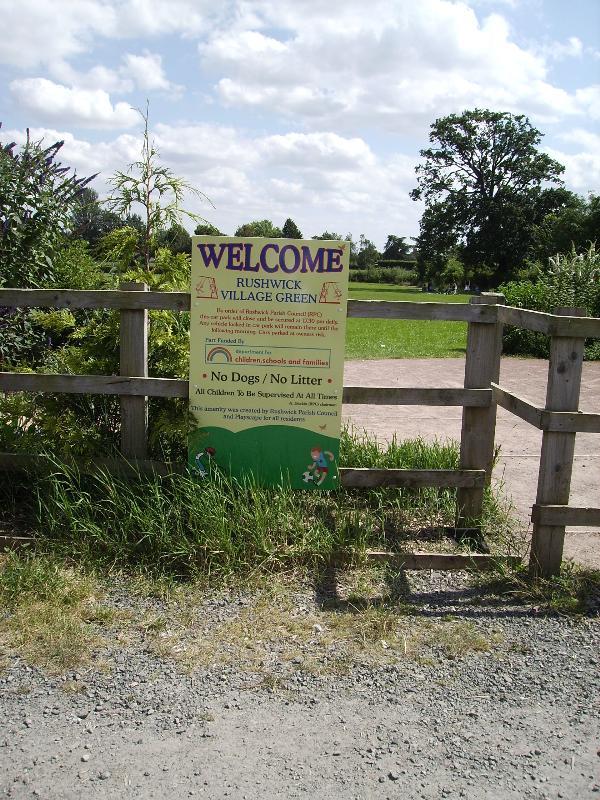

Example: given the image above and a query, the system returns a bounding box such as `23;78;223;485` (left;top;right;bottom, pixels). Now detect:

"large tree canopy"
411;109;565;287
234;219;282;238
282;217;302;239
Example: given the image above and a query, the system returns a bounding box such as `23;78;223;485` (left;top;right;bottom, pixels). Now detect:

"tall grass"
1;428;511;580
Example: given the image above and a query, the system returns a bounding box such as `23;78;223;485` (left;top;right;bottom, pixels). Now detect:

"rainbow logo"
206;346;232;363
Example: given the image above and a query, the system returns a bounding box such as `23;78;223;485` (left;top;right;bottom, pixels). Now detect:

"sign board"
188;236;350;488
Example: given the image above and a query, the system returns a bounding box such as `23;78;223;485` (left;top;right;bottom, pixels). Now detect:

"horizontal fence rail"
0;373;491;408
365;551;522;571
346;299;497;323
0;288;191;311
498;305;600;339
0;372;189;398
531;505;600;528
492;383;600;433
0;453;485;489
1;288;498;322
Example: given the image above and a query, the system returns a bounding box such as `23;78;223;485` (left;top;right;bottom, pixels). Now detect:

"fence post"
529;307;585;578
456;292;504;531
119;281;148;459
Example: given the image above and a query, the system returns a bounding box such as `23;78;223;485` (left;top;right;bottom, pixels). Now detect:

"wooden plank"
530;307;586;578
340;468;485;488
457;294;505;528
531;505;600;527
497;305;550;334
119;283;148;459
365;551;522;570
346;299;497;323
0;288;191;311
498;304;600;339
0;455;483;488
342;386;491;406
491;383;543;428
491;385;600;433
547;314;600;339
541;410;600;433
0;373;189;398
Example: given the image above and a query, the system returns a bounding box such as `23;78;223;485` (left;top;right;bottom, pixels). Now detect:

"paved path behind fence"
343;357;600;569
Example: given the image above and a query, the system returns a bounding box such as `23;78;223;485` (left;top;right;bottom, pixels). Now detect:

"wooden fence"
1;285;599;577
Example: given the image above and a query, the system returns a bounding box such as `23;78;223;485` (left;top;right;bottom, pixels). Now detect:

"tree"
282;217;302;239
194;222;222;236
69;187;122;250
529;192;600;265
234;219;282;237
0;125;95;287
411;109;565;287
313;231;357;264
155;223;192;254
356;234;379;269
382;235;412;260
108;104;212;271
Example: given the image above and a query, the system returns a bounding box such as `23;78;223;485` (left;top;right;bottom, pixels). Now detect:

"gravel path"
1;573;598;799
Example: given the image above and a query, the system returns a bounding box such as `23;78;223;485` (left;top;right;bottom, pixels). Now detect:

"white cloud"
259;132;376;170
10;79;139;129
47;51;180;98
0;0;217;69
546;129;600;192
50;62;134;94
200;0;592;131
544;36;584;61
0;0;114;69
121;52;179;93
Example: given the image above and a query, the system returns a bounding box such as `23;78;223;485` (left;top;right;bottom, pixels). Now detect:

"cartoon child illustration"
194;446;216;477
307;446;335;486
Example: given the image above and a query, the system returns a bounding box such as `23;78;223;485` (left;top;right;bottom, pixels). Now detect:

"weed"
473;561;600;615
418;620;500;660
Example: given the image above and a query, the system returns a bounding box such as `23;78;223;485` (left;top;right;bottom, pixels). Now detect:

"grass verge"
473;560;600;615
0;552;124;672
346;283;470;358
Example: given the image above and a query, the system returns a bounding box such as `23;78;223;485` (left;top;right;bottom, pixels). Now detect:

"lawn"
346;283;470;359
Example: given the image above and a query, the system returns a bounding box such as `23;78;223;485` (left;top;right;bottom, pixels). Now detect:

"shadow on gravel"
313;561;548;620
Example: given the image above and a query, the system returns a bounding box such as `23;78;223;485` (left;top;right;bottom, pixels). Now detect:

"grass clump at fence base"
1;428;510;581
474;560;600;615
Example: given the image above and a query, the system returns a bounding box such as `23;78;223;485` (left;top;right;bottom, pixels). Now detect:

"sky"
0;0;598;249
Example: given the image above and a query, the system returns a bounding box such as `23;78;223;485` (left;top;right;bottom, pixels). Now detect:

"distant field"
345;283;469;359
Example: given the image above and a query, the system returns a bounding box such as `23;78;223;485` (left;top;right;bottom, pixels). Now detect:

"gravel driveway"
1;573;598;800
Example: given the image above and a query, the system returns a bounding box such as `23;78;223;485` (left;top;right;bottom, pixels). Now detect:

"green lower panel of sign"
188;425;340;490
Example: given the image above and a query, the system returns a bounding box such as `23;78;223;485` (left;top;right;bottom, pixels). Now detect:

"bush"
500;245;600;359
377;259;418;270
350;267;418;285
0;127;94;288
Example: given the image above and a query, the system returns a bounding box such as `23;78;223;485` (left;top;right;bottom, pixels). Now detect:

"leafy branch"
107;103;213;271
